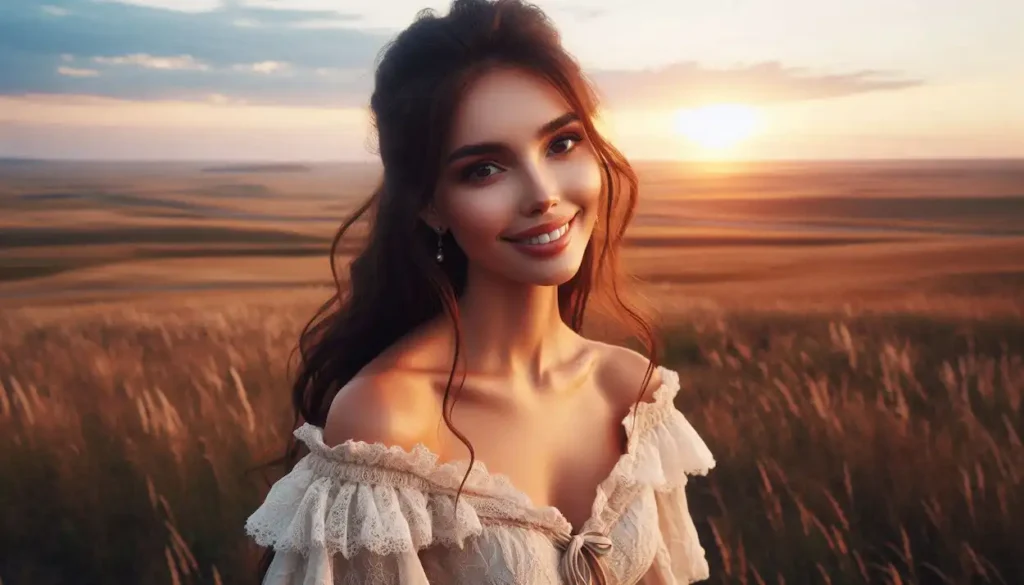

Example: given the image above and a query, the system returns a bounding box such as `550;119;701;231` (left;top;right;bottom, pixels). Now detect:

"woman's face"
431;67;602;286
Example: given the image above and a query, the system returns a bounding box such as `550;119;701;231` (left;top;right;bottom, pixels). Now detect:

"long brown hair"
257;0;658;579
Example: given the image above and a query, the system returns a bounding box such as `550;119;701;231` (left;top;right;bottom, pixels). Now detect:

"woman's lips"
504;211;579;259
502;212;577;241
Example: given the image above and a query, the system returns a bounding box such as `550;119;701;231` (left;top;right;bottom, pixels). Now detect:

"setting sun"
674;104;760;151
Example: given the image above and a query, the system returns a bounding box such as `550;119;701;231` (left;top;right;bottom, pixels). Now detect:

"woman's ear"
420;204;445;232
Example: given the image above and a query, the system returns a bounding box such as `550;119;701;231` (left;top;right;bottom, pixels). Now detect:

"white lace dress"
246;366;716;585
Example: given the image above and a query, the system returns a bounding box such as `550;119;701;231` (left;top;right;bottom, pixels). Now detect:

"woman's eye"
548;134;582;156
462;162;502;182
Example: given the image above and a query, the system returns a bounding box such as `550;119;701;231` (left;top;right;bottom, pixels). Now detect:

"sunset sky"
1;0;1022;161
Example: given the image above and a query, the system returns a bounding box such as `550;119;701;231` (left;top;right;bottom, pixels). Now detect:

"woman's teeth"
520;221;570;245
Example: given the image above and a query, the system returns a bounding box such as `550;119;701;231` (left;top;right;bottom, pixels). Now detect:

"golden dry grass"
1;159;1023;584
1;294;1022;585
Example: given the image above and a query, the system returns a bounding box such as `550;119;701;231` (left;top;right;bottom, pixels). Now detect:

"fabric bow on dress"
553;530;614;585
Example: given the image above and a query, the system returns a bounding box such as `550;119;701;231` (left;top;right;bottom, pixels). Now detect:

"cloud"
101;0;364;25
205;93;247;105
287;18;362;29
93;53;211;71
0;0;385;70
547;2;607;22
233;61;290;74
41;5;72;17
590;61;924;107
0;0;923;109
57;66;99;77
94;0;221;13
0;0;385;104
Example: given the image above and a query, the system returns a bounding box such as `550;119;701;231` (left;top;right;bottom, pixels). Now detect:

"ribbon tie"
555;530;613;585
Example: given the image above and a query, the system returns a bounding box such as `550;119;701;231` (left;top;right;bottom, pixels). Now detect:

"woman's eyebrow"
536;112;579;138
446;112;580;164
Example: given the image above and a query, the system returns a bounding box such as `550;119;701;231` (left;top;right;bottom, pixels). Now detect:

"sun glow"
674;104;760;151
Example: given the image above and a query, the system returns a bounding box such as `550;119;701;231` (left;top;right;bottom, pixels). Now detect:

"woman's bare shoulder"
321;367;445;453
589;340;664;408
322;321;453;452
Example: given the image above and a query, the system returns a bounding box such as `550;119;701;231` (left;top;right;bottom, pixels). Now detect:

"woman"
245;0;716;583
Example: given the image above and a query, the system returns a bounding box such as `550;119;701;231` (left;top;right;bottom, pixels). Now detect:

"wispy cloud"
93;0;220;13
0;0;924;109
590;62;923;107
205;93;248;105
233;61;290;74
93;53;211;71
288;18;362;29
1;0;383;69
41;5;72;17
0;0;384;102
57;66;99;78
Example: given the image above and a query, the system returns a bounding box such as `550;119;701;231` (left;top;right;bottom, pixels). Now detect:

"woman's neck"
447;266;578;381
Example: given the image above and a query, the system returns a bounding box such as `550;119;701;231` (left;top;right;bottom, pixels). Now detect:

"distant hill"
201;163;311;173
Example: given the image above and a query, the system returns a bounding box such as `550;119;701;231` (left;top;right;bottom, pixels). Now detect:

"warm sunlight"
674;104;761;151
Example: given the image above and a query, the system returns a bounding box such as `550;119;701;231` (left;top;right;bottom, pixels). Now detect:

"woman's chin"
510;256;585;286
466;242;588;287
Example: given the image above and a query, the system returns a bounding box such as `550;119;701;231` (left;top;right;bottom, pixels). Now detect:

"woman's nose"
529;197;557;216
521;167;560;216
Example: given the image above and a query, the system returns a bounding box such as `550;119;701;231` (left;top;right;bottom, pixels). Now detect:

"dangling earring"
435;226;445;263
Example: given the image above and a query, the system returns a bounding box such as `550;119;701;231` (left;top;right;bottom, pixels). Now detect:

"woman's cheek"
445;184;517;247
556;151;602;208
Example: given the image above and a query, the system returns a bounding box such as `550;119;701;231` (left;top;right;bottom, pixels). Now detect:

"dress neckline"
297;365;680;537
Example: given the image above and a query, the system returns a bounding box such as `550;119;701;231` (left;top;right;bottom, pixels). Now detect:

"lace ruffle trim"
244;456;486;559
245;365;716;555
618;368;716;492
295;422;543;509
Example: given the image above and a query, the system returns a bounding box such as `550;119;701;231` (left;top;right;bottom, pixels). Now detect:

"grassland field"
1;159;1022;585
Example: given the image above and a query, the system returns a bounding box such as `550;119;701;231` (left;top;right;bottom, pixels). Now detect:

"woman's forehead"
447;68;573;148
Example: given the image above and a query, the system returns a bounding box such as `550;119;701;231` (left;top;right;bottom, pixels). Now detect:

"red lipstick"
502;214;576;241
502;211;579;259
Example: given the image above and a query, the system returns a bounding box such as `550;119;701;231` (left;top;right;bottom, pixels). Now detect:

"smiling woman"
244;0;716;584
